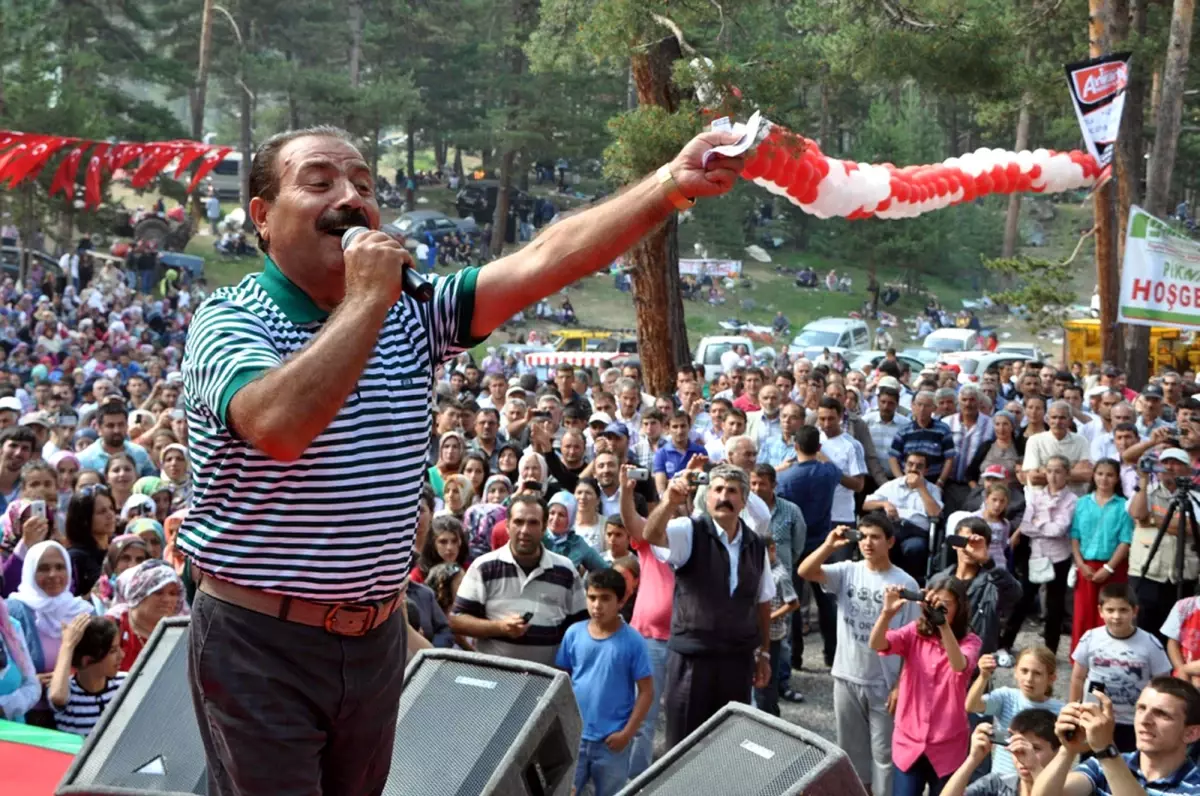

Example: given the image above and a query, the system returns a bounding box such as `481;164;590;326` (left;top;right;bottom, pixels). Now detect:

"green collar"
255;257;329;324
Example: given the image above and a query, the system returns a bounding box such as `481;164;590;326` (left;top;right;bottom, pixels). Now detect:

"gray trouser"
833;677;895;796
188;590;407;796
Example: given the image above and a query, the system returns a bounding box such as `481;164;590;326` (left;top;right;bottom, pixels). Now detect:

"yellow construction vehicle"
1062;318;1200;373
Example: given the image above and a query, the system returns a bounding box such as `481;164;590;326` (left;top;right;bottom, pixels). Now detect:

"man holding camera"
642;464;774;749
1128;448;1200;643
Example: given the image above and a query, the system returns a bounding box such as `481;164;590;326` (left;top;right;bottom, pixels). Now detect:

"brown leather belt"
197;570;405;637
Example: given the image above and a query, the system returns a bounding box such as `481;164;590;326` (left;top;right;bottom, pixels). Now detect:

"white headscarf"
517;450;548;492
13;540;93;639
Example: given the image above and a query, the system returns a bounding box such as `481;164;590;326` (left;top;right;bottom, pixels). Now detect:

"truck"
1062;318;1199;374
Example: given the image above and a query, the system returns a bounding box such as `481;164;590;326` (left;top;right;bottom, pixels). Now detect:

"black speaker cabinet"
617;702;867;796
385;648;582;796
57;616;206;795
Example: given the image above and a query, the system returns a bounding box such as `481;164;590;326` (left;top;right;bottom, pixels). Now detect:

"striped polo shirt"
53;672;127;736
181;257;480;601
452;544;587;667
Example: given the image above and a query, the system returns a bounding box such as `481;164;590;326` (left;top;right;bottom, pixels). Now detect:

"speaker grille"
385;657;557;796
61;619;206;795
621;706;864;796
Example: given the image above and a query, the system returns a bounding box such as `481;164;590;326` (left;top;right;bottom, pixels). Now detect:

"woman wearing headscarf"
0;598;39;722
482;474;513;505
48;451;80;518
158;443;192;510
0;499;54;597
93;535;150;611
436;475;472;522
106;559;187;672
426;431;466;498
126;518;165;560
517;449;562;500
133;477;174;523
463;503;507;564
543;492;606;572
6;541;95;689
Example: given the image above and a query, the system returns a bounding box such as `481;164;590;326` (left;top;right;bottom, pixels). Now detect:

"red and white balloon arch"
738;122;1103;220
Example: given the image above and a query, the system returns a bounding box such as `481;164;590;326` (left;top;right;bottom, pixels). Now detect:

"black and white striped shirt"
53;672;126;736
181;257;481;601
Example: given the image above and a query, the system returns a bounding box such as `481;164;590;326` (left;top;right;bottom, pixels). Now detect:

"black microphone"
340;224;434;303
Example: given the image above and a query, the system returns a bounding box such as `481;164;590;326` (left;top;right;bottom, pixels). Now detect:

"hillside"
185;186;1096;355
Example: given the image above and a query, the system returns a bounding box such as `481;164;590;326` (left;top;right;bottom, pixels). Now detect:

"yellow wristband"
657;164;696;211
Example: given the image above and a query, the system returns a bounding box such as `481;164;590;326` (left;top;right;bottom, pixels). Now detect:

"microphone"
340;224;435;303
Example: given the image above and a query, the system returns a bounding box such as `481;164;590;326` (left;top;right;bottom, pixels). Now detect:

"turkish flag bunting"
131;144;182;189
84;143;111;209
172;145;210;179
0;136;46;184
187;147;233;193
0;132;27;154
49;144;91;198
112;144;145;173
5;136;74;187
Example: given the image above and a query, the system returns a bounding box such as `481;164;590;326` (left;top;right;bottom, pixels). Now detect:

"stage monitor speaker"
385;648;581;796
57;616;206;795
617;703;867;796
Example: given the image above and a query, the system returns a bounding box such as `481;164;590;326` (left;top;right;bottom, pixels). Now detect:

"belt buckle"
323;603;377;637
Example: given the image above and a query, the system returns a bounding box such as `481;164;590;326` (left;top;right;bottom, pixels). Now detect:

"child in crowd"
965;646;1063;778
754;537;799;717
556;569;653;796
930;517;1021;656
942;708;1061;796
871;579;982;796
798;513;920;796
603;516;632;563
49;614;125;737
610;554;639;622
413;516;468;584
1070;583;1171;751
975;484;1011;569
1069;459;1132;651
1162;594;1200;685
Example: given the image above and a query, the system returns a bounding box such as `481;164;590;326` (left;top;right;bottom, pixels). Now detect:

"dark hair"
103;452;137;480
95;402;129;423
669;410;691;426
921;577;971;640
555;362;574;375
476;407;500;422
877;386;900;401
508;493;547;522
795;425;821;456
248;125;355;253
586;567;627;601
725;407;747;423
752;463;777;486
955;515;993;546
1099;581;1137;607
642;409;665;424
65;486;115;552
425;562;464;613
744;367;764;380
418;484;435;513
677;365;697;381
709;397;732;411
818;396;844;415
1009;708;1061;749
562;406;587;423
604;513;624;528
1147;676;1200;725
775;371;795;386
418;515;468;575
878;360;901;379
575;477;602;503
0;425;37;448
859;511;895;539
1055;370;1074;382
1090;458;1126;498
1113;422;1138;436
72;616;119;668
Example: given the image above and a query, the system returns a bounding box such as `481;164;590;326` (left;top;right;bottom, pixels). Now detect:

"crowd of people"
4;217;1200;795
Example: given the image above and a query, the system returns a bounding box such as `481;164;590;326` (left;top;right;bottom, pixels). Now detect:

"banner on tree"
679;258;742;278
1118;206;1200;330
0;130;232;209
1064;52;1132;170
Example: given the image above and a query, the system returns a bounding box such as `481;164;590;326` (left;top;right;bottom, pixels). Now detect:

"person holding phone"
929;517;1023;656
943;709;1061;796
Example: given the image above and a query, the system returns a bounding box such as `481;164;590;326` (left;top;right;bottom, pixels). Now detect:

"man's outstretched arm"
470;131;744;338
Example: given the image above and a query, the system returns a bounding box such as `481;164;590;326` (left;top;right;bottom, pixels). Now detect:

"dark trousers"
753;639;783;716
1132;577;1198;646
1001;557;1072;654
188;591;407;796
890;523;930;587
795;541;852;667
664;648;754;749
893;755;950;796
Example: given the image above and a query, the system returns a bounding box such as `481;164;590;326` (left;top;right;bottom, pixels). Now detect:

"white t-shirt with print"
1072;626;1172;724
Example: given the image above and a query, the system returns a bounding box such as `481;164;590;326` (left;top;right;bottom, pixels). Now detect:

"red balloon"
777;152;799;188
976;173;994;195
794;159;815;190
764;148;787;185
798;185;819;205
934;177;949;198
1028;164;1042;180
741;148;768;181
875;198;892;213
1006;162;1022;182
990;165;1009;193
814;156;830;179
1015;174;1032;192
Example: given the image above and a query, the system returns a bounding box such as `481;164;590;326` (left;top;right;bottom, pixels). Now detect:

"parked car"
693;335;755;370
995;342;1050;363
455;181;535;223
900;347;941;368
922;327;982;354
787;318;871;360
848;350;928;376
206;152;244;201
0;246;63;287
393;211;478;250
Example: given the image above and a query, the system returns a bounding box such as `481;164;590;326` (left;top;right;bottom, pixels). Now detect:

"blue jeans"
893;755;948;796
574;739;631;796
628;637;669;777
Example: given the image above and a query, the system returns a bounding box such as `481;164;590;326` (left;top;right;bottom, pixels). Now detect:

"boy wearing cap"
1128;448;1200;644
1137;384;1172;439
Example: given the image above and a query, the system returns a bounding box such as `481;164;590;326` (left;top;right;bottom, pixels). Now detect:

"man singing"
180;124;743;794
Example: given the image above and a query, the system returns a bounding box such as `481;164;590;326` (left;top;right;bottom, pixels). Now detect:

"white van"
206;152;244;200
788;318;871;360
922;327;982;353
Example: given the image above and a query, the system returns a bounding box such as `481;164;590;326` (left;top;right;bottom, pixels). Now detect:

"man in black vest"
643;463;774;748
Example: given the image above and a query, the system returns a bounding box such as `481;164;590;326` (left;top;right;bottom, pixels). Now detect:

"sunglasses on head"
78;484;111;498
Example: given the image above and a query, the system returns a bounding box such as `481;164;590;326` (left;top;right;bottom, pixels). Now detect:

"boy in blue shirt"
556;568;654;796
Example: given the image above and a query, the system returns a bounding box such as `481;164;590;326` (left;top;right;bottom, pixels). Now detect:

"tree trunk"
191;0;215;140
453;147;463;176
405;118;416;210
1114;0;1148;375
1144;0;1193;216
1087;0;1121;369
1001;44;1036;258
239;79;252;223
347;0;363;89
490;149;514;256
629;36;690;395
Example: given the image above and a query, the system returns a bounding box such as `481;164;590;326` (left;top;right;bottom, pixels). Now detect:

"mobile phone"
687;471;709;486
899;589;926;603
170;409;185;421
947;535;969;550
1088;681;1107;700
28;500;45;520
531;410;552;420
842;529;862;543
628;467;649;481
522;480;542;492
520;612;533;624
991;726;1010;746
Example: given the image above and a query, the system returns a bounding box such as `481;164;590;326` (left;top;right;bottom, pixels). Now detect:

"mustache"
715;500;736;511
316;207;371;234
